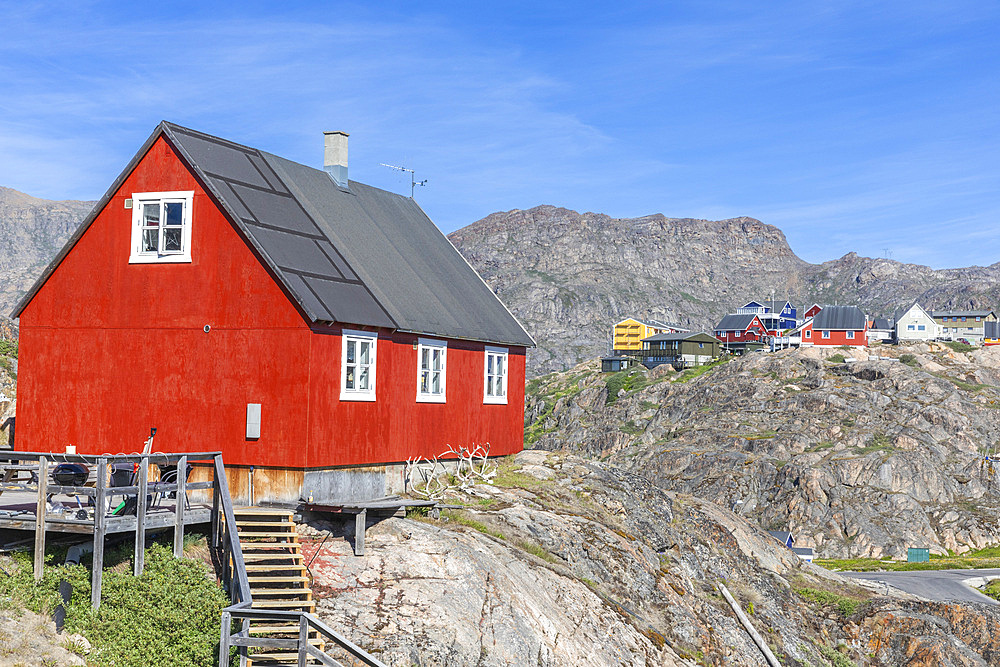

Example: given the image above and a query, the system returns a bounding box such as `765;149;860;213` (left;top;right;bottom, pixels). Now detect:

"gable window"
416;339;446;403
484;346;508;404
805;330;811;338
341;330;377;401
129;191;194;263
822;331;830;339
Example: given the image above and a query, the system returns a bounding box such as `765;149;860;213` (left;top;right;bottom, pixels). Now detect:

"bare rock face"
449;206;1000;376
302;451;1000;666
0;187;93;315
526;347;1000;559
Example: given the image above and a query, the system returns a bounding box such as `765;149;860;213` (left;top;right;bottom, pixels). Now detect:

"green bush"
0;543;227;666
899;354;917;367
0;339;17;358
828;354;846;364
944;341;975;353
795;587;863;617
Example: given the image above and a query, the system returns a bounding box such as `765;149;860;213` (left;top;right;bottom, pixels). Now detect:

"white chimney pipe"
323;131;349;188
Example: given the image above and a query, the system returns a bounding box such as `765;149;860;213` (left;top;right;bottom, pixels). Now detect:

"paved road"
842;568;1000;606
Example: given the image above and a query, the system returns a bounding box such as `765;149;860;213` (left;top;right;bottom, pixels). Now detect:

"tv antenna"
380;163;427;198
882;248;893;260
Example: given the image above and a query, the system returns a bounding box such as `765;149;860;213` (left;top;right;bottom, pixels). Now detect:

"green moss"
828;354;846;363
440;510;507;540
674;357;730;383
516;540;558;563
899;354;917;367
944;341;975;353
794;587;864;617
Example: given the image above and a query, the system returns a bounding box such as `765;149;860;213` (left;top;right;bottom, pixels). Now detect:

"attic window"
129;191;194;264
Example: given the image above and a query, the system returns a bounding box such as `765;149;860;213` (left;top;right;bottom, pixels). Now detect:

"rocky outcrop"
300;451;1000;666
448;205;1000;375
526;345;1000;559
0;187;93;316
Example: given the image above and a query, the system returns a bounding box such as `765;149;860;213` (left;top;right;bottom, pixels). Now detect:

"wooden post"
354;508;366;556
173;455;187;558
134;456;148;576
211;459;221;549
297;615;309;667
219;611;232;666
33;457;48;581
92;457;108;608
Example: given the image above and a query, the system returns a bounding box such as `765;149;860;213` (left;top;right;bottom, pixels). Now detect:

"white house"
894;303;938;342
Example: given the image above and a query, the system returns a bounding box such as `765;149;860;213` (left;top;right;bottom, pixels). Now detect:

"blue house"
737;300;798;331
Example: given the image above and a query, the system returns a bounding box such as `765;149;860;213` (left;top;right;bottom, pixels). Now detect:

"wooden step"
234;507;294;517
252;599;316;610
246;575;310;584
243;552;304;562
240;542;301;549
245;564;307;573
237;521;296;528
248;588;312;597
236;532;300;540
249;625;320;635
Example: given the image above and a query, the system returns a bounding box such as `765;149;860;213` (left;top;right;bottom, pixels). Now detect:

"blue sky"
1;1;998;269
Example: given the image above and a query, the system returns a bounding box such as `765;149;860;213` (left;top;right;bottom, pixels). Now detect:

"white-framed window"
918;325;925;331
907;324;915;331
805;330;812;338
484;346;508;404
416;338;446;403
735;331;742;338
341;330;377;401
847;331;854;339
822;331;830;339
129;191;194;263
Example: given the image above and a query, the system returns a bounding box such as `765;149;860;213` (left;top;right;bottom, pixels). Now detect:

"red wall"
716;320;768;343
17;136;526;466
805;324;867;347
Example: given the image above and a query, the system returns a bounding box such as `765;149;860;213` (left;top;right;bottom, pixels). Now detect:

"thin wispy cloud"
0;1;998;269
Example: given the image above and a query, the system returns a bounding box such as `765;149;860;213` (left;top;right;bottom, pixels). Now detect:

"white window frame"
822;330;830;339
129;191;194;263
416;338;447;403
847;331;854;339
340;330;377;401
484;346;508;405
805;329;812;339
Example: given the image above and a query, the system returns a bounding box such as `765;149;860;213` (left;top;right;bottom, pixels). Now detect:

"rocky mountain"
525;344;1000;560
448;205;1000;375
303;450;1000;666
0;187;94;316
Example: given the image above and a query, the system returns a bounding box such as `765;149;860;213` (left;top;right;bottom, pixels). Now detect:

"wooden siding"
17;135;526;469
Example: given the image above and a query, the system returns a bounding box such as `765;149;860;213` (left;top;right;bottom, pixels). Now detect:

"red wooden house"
803;303;823;320
794;305;867;347
714;314;769;349
12;122;534;503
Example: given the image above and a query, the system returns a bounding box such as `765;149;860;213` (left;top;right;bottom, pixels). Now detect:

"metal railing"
213;455;385;667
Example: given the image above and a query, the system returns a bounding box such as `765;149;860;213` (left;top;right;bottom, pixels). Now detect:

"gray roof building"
930;310;995;319
14;122;534;348
715;314;763;331
812;305;867;331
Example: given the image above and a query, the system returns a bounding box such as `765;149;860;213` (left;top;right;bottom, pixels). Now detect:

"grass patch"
807;441;835;452
517;540;559;563
933;372;987;392
794;587;864;617
0;340;17;358
899;354;917;367
855;431;894;456
674;357;730;384
605;367;656;404
619;420;644;435
492;457;545;490
0;543;227;667
944;340;975;353
982;579;1000;601
639;400;660;411
745;429;777;441
818;643;858;667
439;510;507;540
817;554;1000;571
828;353;846;363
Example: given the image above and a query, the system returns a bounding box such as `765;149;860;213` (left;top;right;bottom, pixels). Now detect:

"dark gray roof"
930;310;994;318
767;530;794;546
14;122;534;348
715;314;761;331
812;305;867;331
871;317;893;330
642;332;719;343
986;322;999;339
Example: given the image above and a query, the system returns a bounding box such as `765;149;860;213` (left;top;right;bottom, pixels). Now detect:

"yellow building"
613;318;683;352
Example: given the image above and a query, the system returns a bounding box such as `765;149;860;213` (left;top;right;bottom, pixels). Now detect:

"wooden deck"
0;490;212;535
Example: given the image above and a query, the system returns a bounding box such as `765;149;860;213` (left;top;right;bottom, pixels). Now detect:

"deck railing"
0;450;220;607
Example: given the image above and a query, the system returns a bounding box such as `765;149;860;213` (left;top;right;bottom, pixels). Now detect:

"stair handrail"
214;455;385;666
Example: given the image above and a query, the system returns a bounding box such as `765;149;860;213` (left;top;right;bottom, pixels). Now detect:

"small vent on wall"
246;403;261;440
124;198;133;209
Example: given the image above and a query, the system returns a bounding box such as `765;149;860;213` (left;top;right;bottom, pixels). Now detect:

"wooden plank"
211;470;221;549
298;614;309;667
354;508;366;556
173;455;187;558
92;457;107;609
230;636;298;649
33;457;47;581
134;458;147;576
219;611;232;667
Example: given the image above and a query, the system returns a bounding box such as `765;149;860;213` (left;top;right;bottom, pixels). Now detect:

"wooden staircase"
230;507;323;665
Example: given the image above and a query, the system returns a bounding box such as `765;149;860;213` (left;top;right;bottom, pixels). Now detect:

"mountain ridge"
448;204;1000;375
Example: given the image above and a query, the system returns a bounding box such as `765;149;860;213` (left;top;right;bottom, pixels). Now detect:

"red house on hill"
795;305;868;347
13;122;534;503
714;314;769;351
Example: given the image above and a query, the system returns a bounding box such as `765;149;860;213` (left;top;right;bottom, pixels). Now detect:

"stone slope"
0;187;94;316
301;451;1000;666
448;205;1000;375
525;345;1000;559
